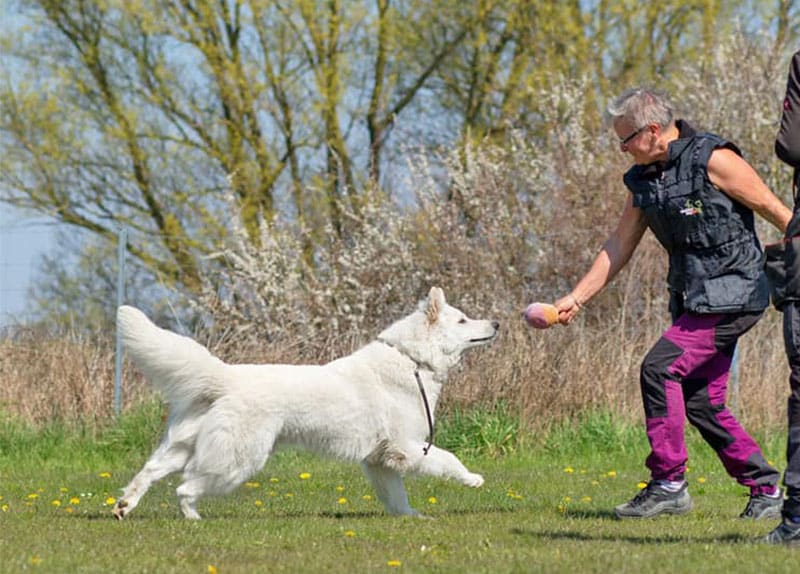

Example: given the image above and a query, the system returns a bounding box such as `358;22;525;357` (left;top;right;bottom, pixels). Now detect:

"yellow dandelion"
387;560;402;567
336;485;345;492
245;481;260;488
563;496;572;503
208;566;218;574
105;497;116;506
98;472;112;478
637;481;648;489
69;497;80;505
563;467;575;474
581;496;592;503
591;480;600;486
37;488;44;493
580;469;587;474
299;472;311;480
427;496;437;504
344;530;356;537
254;500;263;507
29;556;42;566
2;504;8;512
27;493;38;500
362;494;372;501
697;477;707;484
557;503;567;513
337;497;348;505
59;487;68;493
64;507;74;514
269;491;277;497
285;493;294;498
51;500;61;507
607;471;617;478
270;477;280;483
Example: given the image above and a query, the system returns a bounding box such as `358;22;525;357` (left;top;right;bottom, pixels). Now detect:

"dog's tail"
117;305;227;408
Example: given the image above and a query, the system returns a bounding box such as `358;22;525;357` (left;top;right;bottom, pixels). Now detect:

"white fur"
112;287;499;520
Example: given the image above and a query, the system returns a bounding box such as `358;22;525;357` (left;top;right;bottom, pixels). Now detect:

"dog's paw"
112;500;127;520
463;473;484;488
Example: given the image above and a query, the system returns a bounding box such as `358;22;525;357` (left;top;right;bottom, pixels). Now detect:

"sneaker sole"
614;500;693;519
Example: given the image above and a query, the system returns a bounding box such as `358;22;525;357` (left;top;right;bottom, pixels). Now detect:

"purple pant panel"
642;312;778;494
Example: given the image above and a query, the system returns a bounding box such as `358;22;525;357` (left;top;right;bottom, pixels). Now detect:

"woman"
553;87;792;520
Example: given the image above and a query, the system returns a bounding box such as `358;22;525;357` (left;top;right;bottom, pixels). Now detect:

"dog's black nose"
492;321;500;330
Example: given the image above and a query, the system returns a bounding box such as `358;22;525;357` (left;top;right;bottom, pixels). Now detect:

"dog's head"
379;286;499;375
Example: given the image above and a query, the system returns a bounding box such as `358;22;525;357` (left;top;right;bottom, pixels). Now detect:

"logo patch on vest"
679;199;703;216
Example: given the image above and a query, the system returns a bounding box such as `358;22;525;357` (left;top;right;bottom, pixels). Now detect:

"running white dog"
112;287;499;520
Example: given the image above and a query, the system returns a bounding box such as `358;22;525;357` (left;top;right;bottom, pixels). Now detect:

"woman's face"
614;118;657;165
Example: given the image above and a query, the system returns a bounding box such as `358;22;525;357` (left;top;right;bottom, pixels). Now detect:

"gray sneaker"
740;490;783;520
614;482;692;519
763;517;800;546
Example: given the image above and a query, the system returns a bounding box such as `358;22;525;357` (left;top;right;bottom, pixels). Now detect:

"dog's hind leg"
175;418;279;520
113;437;192;520
360;461;417;516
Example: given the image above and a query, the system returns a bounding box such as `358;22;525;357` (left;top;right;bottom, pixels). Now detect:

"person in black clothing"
546;87;793;520
765;49;800;546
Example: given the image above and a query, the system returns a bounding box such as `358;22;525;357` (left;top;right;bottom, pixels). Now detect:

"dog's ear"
426;287;445;324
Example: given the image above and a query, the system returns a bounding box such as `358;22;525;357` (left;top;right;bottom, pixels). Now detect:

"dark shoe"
763;516;800;546
614;482;692;519
740;490;783;520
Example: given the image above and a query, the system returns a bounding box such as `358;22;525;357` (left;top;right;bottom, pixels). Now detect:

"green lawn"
0;409;796;573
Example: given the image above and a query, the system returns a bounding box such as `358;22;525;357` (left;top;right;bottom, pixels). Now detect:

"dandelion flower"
105;497;116;506
29;557;42;566
362;495;372;501
336;485;345;492
607;471;617;478
563;467;575;474
344;530;356;538
208;566;218;574
637;482;648;489
427;497;437;504
99;472;112;478
59;487;68;493
245;481;260;488
64;507;74;514
254;500;263;507
2;504;8;512
581;496;592;503
697;477;707;484
299;472;311;480
337;497;348;505
27;493;38;500
269;477;280;483
51;500;61;507
69;497;80;505
285;493;294;498
387;560;402;567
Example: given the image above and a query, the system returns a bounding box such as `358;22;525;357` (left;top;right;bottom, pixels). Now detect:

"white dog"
112;287;499;520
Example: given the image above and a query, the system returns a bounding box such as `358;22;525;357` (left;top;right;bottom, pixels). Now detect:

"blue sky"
0;204;55;324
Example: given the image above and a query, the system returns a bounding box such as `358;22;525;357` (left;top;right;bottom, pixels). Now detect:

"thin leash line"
414;369;434;455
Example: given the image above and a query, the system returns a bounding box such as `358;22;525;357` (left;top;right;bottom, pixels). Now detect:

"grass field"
1;406;796;573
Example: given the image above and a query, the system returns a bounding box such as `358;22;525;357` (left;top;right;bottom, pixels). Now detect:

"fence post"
730;345;740;417
114;226;127;416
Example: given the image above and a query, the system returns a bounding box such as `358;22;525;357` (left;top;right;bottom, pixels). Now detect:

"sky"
0;203;55;324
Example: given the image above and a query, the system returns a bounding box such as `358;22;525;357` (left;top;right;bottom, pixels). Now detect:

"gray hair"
606;87;674;130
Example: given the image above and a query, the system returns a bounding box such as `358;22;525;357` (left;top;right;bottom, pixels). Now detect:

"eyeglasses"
619;125;647;146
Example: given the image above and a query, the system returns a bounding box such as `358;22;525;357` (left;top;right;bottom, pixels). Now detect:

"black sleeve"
776;51;800;167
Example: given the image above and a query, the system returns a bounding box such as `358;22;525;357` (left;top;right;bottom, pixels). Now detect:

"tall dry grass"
0;35;793;431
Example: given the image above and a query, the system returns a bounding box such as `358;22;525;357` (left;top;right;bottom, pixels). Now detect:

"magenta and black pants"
640;311;780;495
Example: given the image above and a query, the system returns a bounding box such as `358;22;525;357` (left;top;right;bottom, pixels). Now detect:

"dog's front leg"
359;461;418;516
408;445;484;487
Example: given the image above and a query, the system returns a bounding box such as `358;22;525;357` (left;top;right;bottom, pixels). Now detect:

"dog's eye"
458;318;467;324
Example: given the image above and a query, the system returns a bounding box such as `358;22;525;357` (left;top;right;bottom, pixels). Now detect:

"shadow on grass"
511;528;756;545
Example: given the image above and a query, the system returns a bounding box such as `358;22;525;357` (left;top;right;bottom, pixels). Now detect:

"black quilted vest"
624;121;769;315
